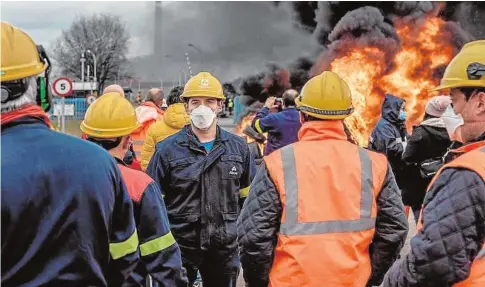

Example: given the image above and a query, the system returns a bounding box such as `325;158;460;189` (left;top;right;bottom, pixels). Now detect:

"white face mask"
441;105;464;139
190;105;216;130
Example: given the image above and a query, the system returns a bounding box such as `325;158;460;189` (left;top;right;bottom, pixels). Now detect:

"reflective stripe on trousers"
280;146;375;235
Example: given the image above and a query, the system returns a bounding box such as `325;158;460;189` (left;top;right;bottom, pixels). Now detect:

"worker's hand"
265;96;278;111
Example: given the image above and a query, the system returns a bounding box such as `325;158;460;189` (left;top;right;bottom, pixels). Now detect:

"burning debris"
312;7;466;146
234;111;267;156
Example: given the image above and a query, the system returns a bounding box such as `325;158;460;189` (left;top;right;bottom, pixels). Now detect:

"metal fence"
48;97;89;136
50;97;89;120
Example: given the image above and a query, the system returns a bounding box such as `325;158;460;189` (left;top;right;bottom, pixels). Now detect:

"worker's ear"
184;101;190;114
121;135;132;150
217;99;224;113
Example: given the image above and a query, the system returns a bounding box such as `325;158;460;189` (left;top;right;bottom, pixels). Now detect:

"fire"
327;17;454;146
235;113;256;136
235;113;267;154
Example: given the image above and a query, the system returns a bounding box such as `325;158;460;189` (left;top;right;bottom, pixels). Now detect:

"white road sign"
53;104;75;116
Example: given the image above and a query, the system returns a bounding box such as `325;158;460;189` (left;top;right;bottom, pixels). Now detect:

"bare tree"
52;13;130;92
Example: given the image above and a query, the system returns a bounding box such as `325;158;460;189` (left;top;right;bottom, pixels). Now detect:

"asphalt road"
218;116;237;133
218;116;416;287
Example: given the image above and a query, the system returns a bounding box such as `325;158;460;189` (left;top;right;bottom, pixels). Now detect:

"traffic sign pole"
52;77;73;133
61;97;66;133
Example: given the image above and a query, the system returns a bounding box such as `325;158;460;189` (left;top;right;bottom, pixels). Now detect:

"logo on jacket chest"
229;166;238;176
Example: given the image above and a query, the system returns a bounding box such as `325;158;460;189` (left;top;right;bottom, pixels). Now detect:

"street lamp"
187;43;204;70
85;49;97;89
80;52;86;82
188;43;202;54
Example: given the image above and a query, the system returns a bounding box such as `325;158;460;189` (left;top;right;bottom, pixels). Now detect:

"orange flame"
235;113;256;136
327;17;454;146
235;113;267;154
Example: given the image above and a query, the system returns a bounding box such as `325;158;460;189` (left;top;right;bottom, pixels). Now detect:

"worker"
132;88;165;160
1;22;139;286
141;86;190;171
368;94;412;188
80;92;188;287
237;71;408;287
402;96;452;223
251;89;302;155
103;84;125;96
147;72;255;287
384;40;485;287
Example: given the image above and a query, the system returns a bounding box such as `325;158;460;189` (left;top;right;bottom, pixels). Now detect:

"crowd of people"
2;21;485;287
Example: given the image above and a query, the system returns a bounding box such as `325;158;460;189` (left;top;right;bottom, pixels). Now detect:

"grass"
52;119;83;137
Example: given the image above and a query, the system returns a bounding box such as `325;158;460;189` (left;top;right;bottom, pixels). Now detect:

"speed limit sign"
53;77;73;97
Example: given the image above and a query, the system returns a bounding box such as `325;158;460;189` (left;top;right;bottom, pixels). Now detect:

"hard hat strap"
297;105;354;116
467;62;485;80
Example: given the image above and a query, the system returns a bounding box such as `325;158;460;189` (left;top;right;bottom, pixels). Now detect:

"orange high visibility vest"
417;141;485;287
132;102;164;158
265;139;388;287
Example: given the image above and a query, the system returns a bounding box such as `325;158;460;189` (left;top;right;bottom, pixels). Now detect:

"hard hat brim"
80;121;140;138
180;93;226;100
1;62;48;82
430;81;485;92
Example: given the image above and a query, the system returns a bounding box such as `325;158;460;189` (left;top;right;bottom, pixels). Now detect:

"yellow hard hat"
80;92;139;138
181;72;225;100
1;22;48;82
295;71;353;120
432;40;485;91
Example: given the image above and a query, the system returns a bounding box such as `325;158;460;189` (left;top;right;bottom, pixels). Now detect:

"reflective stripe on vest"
279;146;375;235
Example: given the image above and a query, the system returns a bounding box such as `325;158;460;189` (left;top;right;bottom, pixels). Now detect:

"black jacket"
147;126;255;252
401;116;451;206
384;133;485;287
237;160;408;287
368;94;411;190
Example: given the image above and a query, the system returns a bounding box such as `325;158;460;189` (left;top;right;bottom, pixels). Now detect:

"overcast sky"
1;1;320;82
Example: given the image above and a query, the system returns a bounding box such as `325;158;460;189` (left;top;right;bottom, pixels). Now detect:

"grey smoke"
328;6;398;42
313;2;335;46
312;6;400;76
450;2;485;40
393;1;436;20
131;2;319;82
443;21;476;54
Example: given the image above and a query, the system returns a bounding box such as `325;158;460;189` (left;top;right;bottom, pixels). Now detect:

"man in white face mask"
146;72;256;287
